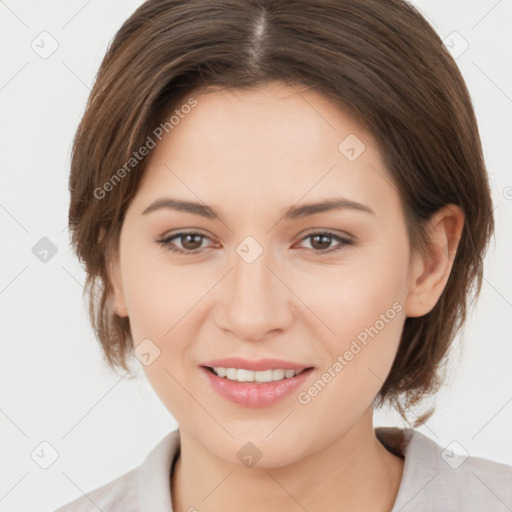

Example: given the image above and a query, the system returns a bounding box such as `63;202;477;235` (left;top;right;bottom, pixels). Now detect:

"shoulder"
377;427;512;512
54;429;180;512
54;466;139;512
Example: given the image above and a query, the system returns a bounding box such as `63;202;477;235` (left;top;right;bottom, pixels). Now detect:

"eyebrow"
141;196;375;220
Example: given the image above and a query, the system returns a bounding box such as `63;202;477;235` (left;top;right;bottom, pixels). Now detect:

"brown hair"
68;0;494;427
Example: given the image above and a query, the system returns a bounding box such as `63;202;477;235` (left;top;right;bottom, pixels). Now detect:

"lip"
200;357;312;372
200;365;315;408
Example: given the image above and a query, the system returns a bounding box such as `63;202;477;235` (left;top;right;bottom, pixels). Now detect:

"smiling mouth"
203;366;314;383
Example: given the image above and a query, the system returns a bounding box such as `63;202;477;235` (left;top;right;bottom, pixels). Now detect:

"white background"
1;1;511;510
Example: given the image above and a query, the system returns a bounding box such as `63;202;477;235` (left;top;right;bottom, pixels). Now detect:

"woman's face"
109;81;418;466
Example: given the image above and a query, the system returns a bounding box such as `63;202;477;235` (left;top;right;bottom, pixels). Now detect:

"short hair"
68;0;495;427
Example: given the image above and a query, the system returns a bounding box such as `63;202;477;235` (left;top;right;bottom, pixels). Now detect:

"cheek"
312;279;404;383
297;285;405;427
122;260;202;422
297;249;407;346
120;250;208;388
296;249;407;403
121;246;201;340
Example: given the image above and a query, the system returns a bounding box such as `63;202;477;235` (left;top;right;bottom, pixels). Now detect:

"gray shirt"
54;427;512;511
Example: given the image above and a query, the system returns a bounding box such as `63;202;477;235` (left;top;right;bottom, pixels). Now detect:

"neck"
171;408;404;512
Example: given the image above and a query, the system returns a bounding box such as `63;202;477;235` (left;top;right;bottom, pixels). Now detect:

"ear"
405;204;465;317
101;227;129;318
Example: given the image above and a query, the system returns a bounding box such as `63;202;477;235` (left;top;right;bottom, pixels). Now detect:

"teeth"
212;367;303;382
226;368;238;380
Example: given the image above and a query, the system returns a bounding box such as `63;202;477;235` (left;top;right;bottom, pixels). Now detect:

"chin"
198;424;314;468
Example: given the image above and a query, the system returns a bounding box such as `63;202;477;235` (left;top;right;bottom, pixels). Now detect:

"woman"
56;0;512;510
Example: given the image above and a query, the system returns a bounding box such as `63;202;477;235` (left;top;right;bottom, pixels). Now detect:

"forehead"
134;82;402;223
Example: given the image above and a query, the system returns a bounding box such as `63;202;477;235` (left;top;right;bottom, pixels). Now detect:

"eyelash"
156;230;354;256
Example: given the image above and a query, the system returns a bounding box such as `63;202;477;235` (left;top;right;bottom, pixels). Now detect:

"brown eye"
299;231;354;254
157;231;213;254
177;233;204;251
310;233;333;251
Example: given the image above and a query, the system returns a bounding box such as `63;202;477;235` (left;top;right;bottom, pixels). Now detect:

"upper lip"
201;357;313;372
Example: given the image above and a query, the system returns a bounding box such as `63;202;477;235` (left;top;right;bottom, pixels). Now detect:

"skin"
107;81;464;512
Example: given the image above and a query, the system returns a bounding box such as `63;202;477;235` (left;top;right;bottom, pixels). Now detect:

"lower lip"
201;366;314;408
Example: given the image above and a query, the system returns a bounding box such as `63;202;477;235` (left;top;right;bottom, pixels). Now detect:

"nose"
214;244;295;341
